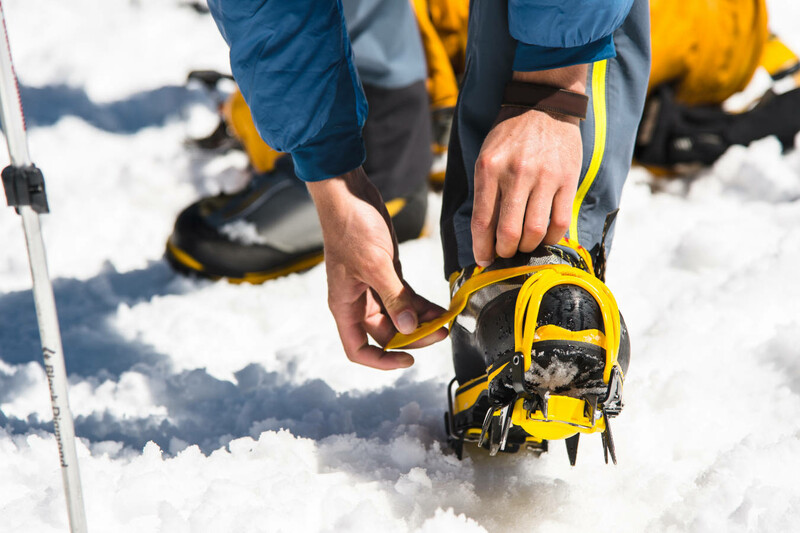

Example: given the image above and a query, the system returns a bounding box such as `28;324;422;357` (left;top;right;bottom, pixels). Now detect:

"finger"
335;308;415;370
495;187;527;258
401;326;449;349
363;310;447;354
400;292;449;347
348;343;416;370
472;157;500;267
416;299;447;322
363;311;397;347
518;187;553;253
365;287;449;347
542;186;572;245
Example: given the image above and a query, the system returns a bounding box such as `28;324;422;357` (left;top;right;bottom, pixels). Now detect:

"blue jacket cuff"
292;134;366;182
513;34;616;72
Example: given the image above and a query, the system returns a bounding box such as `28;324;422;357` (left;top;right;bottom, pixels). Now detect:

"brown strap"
502;81;589;120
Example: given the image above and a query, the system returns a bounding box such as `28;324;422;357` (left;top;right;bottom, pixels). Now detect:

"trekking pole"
0;3;88;532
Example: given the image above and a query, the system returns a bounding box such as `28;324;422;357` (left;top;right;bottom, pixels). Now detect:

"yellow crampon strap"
386;237;588;344
388;246;620;385
434;248;623;443
387;238;592;348
386;263;540;349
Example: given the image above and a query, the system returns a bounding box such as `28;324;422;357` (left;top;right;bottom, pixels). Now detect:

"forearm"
207;0;367;181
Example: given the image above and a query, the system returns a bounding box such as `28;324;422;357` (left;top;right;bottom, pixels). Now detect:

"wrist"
307;167;366;198
307;166;382;215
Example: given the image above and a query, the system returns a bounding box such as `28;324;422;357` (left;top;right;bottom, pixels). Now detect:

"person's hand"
307;167;448;370
471;65;587;266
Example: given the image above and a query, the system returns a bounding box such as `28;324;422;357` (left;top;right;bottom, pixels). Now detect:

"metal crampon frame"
445;353;624;466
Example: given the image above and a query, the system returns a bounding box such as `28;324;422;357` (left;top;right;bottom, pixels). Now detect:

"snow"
1;0;800;531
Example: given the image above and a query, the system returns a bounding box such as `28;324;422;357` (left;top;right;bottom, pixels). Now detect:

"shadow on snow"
0;261;446;455
16;83;209;134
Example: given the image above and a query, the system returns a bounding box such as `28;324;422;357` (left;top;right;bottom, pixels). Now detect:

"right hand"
471;64;588;267
307;167;448;370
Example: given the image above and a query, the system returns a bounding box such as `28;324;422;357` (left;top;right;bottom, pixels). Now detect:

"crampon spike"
602;409;617;465
454;436;465;460
541;391;550;420
499;404;512;451
478;407;495;448
565;433;580;466
488;415;501;456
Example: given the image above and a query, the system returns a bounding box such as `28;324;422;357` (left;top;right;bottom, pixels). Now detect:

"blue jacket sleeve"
207;0;367;181
508;0;634;71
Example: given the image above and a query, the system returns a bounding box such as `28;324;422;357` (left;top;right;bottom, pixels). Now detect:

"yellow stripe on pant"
570;59;608;246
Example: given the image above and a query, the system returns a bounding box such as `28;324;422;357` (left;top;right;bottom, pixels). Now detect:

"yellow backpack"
648;0;797;105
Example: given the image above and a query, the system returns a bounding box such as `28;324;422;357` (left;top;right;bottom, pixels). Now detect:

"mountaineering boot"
388;239;630;463
165;156;428;283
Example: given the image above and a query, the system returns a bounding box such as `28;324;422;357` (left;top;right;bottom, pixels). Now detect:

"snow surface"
2;0;800;531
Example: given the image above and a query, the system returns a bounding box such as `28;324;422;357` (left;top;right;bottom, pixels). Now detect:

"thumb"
369;259;418;335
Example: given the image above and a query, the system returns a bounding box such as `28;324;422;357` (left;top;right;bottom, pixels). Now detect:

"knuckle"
524;220;547;240
497;222;521;243
550;212;570;232
537;164;561;185
471;214;493;234
507;157;529;177
476;153;501;175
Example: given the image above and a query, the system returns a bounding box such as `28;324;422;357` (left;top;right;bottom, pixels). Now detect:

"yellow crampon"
472;259;624;463
393;239;625;463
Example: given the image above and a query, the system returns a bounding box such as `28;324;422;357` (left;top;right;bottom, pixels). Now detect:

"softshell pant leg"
441;0;650;384
440;0;651;278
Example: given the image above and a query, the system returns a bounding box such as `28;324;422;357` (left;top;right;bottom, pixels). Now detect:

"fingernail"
397;311;416;334
476;260;492;268
397;354;414;368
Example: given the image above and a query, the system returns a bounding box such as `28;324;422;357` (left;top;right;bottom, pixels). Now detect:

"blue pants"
440;0;651;277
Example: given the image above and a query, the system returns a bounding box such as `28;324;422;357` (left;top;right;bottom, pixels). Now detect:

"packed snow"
2;1;800;531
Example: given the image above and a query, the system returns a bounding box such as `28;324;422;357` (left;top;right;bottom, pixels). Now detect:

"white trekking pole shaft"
0;3;88;533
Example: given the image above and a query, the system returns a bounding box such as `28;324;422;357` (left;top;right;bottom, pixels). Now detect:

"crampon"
388;238;629;465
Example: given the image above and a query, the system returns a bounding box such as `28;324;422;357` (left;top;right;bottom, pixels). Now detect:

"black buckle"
2;164;50;214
